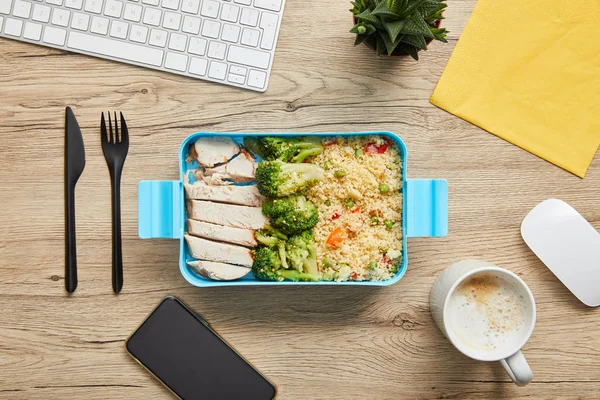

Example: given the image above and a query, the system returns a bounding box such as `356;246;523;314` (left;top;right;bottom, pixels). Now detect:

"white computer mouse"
521;199;600;307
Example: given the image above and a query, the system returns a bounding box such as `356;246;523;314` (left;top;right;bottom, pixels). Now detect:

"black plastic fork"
101;112;129;293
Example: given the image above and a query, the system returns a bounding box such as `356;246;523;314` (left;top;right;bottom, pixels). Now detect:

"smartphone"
126;296;276;400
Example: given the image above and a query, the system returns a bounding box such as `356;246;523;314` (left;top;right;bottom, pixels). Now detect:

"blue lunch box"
138;131;448;287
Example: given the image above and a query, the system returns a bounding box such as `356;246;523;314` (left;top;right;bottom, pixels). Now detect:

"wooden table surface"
1;0;599;398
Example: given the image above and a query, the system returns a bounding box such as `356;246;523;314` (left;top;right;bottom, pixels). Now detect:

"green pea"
379;184;390;194
355;148;364;158
370;216;379;225
334;169;347;178
344;198;355;209
322;258;333;267
323;160;333;170
384;220;393;230
369;261;378;270
324;199;331;206
391;264;399;274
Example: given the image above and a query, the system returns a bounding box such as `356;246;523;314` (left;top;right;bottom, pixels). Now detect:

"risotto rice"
305;135;403;281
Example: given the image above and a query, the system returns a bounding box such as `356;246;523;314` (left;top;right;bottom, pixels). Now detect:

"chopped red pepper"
351;206;361;213
350;272;358;280
364;141;388;154
331;210;342;220
323;138;337;146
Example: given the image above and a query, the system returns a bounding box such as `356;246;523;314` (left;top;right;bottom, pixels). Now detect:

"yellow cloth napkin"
430;0;600;178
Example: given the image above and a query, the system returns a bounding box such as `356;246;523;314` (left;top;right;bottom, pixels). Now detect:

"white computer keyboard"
0;0;285;91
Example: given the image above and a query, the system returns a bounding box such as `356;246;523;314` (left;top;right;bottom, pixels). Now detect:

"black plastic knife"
65;106;86;293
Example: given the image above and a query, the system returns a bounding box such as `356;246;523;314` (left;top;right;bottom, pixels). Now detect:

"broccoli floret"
253;136;324;163
252;247;284;281
262;195;319;235
285;230;319;275
251;246;320;282
256;160;325;198
255;224;288;247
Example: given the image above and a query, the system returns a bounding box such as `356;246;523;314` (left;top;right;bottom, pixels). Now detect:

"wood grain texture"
1;0;599;398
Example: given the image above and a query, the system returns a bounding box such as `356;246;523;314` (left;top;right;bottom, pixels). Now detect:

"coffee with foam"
446;272;531;358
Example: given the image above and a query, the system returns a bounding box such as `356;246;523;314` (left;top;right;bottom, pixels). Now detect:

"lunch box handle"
138;180;183;239
406;179;448;238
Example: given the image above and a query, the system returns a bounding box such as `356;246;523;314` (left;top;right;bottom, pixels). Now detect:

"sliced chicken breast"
187;260;250;281
186;200;268;230
187;220;257;248
193;137;240;167
204;150;258;183
184;174;264;207
185;234;253;267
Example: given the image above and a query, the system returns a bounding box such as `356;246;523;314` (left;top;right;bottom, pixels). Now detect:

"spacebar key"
227;45;270;69
67;32;164;67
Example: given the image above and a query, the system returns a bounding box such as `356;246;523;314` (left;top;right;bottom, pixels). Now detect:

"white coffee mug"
430;260;536;386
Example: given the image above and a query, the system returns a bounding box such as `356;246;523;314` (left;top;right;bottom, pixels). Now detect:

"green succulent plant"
350;0;448;59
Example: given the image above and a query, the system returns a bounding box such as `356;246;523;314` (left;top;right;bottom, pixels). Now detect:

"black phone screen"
126;296;275;400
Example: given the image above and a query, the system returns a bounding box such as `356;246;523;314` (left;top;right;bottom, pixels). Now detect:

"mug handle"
499;350;533;386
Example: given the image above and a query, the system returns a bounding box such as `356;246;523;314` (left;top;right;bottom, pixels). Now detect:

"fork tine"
101;112;107;143
108;111;113;144
120;112;128;142
114;111;119;143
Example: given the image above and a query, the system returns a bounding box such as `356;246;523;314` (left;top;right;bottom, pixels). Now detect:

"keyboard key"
247;69;266;89
68;30;164;66
13;0;32;18
129;24;148;42
188;56;207;75
23;21;42;40
221;23;239;43
161;0;178;10
142;7;161;26
123;2;141;21
32;4;50;22
199;0;218;18
46;0;62;5
148;27;166;47
104;0;123;17
233;0;250;5
43;25;66;44
259;11;277;50
90;16;108;34
227;73;244;84
229;65;246;75
110;19;128;38
0;0;13;14
201;19;219;38
239;7;258;26
181;15;199;34
64;0;82;9
254;0;281;12
220;3;238;22
162;10;180;30
187;36;206;55
141;0;158;4
164;51;187;71
227;45;269;69
240;27;258;47
4;17;22;36
51;8;70;27
168;31;186;50
71;12;89;30
208;60;226;80
0;16;3;30
180;0;198;14
84;0;102;13
207;40;225;59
